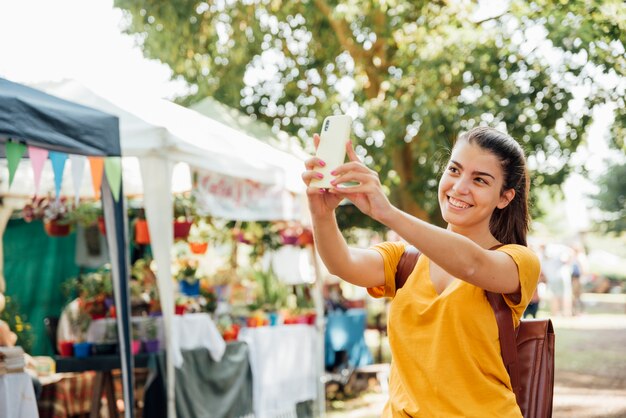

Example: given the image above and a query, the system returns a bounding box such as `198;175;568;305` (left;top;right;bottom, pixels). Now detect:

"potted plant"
77;270;112;320
142;317;160;353
173;194;195;239
175;258;200;296
22;196;74;237
92;321;118;355
70;200;104;252
187;220;213;255
134;208;151;245
131;323;142;355
69;307;92;358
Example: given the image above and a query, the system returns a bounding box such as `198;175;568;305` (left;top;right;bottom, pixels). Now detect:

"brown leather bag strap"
394;245;421;290
486;291;522;400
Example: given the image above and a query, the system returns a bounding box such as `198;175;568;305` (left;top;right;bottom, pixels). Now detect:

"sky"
0;0;186;100
0;0;621;234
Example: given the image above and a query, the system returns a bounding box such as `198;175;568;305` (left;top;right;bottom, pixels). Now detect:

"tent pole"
102;178;135;418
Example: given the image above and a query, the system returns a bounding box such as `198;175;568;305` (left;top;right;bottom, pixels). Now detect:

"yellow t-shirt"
368;241;540;417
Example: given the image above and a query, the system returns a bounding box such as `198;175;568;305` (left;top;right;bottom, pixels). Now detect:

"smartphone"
310;115;352;189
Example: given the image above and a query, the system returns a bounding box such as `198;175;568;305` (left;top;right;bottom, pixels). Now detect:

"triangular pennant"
104;157;122;202
69;154;87;206
88;157;104;199
49;151;68;201
6;141;27;188
28;146;49;196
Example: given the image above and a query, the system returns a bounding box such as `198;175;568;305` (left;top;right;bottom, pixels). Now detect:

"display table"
38;372;94;418
51;354;152;418
0;372;39;418
87;312;225;367
239;324;318;418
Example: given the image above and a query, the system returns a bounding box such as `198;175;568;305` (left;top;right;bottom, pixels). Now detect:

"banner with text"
193;169;302;221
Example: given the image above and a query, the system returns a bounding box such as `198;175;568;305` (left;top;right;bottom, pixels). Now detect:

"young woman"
302;126;540;417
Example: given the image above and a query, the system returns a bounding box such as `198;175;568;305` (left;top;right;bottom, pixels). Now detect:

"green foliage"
0;297;33;352
70;201;103;227
591;162;626;234
173;193;196;220
115;0;625;222
249;268;288;311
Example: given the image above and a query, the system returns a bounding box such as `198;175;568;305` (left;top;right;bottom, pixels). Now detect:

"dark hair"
456;127;530;246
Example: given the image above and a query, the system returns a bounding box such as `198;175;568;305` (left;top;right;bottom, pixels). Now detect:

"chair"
43;316;60;355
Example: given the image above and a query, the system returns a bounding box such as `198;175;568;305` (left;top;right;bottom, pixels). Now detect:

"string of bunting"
4;140;122;202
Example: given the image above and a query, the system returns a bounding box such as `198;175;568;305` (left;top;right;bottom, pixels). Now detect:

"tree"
592;162;626;234
115;0;625;224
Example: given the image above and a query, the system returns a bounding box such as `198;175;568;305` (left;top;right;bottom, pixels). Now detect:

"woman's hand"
301;133;344;218
329;141;392;222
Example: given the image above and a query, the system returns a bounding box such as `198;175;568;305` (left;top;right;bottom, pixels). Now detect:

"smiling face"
438;139;515;237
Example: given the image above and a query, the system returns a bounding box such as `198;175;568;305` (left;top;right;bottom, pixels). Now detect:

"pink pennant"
28;146;49;196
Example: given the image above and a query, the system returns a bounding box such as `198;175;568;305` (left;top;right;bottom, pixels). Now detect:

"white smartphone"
310;114;352;188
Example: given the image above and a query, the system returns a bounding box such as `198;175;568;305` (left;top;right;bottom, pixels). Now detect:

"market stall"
31;79;323;417
0;77;136;418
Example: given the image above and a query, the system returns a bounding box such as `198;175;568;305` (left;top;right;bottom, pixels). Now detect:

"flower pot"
175;305;186;315
131;340;142;355
143;339;160;353
173;220;193;240
189;241;208;255
73;342;93;358
179;280;200;296
268;312;281;326
296;229;314;246
97;216;106;235
280;233;299;246
44;220;71;237
92;342;117;356
135;219;151;244
59;340;74;357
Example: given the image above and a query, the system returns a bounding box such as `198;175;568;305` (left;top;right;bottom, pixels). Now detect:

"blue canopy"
0;77;121;157
0;77;134;418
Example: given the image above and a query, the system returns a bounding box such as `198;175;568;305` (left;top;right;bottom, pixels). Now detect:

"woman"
302;126;540;416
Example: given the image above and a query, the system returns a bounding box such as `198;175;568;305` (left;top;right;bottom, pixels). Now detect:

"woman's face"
438;139;513;233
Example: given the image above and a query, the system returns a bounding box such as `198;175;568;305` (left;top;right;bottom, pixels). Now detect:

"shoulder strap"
394;245;421;290
485;291;522;400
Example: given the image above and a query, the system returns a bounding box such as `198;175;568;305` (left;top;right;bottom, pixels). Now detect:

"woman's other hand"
302;133;344;218
329;141;392;221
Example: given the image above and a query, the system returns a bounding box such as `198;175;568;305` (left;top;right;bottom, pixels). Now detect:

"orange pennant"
88;156;104;199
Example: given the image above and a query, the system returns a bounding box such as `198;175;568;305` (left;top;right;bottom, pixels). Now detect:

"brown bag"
394;246;555;418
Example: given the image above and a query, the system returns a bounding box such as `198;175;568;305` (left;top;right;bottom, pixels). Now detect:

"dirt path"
327;313;626;418
551;314;626;418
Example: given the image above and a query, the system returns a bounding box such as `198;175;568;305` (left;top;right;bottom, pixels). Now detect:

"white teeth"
449;197;471;209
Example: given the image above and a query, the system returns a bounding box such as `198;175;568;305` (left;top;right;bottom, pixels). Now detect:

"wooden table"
53;354;152;418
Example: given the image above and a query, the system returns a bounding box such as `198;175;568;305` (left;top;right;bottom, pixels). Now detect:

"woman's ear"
497;189;515;209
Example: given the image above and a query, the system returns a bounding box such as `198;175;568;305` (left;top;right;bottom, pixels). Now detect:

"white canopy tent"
31;80;317;417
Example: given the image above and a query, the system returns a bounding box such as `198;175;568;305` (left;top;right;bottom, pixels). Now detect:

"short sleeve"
497;245;541;324
366;241;407;299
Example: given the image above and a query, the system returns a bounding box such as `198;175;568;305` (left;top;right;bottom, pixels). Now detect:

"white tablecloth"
87;313;225;368
239;325;318;418
0;372;39;418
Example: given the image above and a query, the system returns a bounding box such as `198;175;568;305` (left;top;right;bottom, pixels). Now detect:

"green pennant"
6;141;27;187
104;157;122;202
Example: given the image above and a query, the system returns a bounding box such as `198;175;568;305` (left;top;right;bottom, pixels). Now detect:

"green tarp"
3;218;79;355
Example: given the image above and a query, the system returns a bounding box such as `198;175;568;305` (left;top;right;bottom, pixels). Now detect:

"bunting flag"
28;146;49;196
6;141;27;188
104;157;122;202
69;154;87;205
49;151;68;201
88;157;104;199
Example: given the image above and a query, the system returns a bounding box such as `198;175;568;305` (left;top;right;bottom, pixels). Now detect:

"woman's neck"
447;223;499;249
